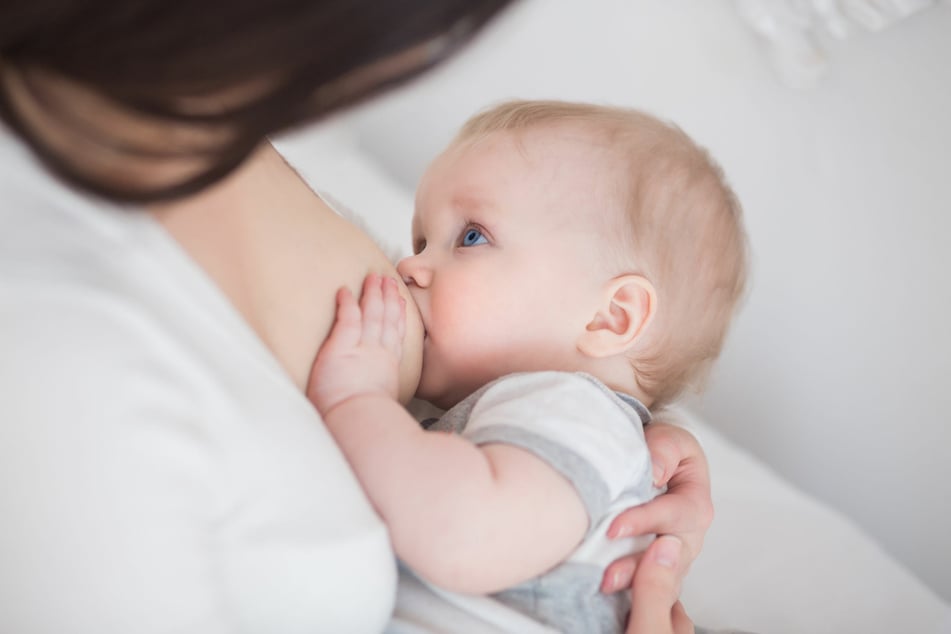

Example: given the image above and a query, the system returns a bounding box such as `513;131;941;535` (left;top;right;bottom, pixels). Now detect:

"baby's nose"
396;254;432;288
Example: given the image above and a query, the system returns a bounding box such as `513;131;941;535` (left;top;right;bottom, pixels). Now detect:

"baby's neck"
576;358;654;409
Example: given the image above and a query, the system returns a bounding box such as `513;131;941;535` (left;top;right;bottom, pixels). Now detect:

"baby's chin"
414;377;482;411
413;380;449;411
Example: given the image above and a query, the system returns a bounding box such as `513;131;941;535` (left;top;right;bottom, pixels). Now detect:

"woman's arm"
601;422;713;593
308;275;589;594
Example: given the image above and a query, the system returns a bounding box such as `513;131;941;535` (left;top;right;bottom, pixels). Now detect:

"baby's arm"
308;274;588;595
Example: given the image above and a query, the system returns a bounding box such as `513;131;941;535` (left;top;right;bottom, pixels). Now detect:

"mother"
0;1;711;632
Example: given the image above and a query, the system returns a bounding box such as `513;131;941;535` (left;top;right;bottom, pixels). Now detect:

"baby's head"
400;100;747;410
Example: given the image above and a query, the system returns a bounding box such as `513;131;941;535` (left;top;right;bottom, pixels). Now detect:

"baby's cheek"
396;282;424;404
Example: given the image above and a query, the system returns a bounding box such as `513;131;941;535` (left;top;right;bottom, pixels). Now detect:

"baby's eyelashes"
458;225;489;247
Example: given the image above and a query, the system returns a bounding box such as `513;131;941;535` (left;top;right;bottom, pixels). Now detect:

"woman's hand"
625;536;694;634
601;421;713;593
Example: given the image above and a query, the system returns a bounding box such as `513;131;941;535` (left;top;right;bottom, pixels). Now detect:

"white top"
0;133;396;633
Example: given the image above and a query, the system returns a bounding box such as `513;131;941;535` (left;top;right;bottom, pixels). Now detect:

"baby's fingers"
320;286;362;354
360;273;385;344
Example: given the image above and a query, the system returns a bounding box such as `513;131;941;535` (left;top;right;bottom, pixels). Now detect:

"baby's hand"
307;274;406;415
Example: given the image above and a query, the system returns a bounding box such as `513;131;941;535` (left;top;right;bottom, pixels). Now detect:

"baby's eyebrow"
452;193;490;210
451;193;498;218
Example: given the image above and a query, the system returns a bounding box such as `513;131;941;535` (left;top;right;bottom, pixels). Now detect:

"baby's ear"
577;274;656;358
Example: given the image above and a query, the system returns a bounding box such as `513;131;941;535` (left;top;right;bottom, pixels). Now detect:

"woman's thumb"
626;536;690;634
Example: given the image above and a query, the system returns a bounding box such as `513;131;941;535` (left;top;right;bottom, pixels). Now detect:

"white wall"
342;1;951;599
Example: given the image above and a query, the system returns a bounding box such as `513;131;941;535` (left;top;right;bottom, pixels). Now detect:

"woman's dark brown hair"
0;0;513;202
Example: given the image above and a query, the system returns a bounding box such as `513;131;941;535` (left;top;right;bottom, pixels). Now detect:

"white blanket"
681;411;950;634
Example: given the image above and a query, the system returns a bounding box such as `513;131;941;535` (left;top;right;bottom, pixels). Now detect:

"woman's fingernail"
611;571;624;591
654;536;682;569
652;462;665;486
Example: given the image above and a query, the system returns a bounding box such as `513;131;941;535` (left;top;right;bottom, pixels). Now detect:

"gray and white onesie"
421;371;658;634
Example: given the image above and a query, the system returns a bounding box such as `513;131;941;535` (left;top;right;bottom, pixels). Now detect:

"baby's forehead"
462;122;613;161
439;125;622;201
415;123;629;228
512;126;627;206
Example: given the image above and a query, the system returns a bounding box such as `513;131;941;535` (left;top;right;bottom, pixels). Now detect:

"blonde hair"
456;100;749;407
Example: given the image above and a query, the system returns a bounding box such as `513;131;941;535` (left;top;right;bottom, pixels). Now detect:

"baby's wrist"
319;390;396;422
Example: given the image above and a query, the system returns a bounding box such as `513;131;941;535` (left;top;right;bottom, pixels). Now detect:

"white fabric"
680;410;951;634
0;132;396;634
389;566;559;634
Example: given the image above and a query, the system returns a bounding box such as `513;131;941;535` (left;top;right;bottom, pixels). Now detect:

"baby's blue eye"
461;227;488;247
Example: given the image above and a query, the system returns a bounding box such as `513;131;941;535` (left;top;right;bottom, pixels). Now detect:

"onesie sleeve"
460;372;652;526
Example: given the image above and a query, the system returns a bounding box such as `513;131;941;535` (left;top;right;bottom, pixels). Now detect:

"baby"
308;100;748;633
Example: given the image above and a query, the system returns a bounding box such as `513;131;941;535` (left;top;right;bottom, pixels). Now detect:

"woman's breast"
302;207;424;403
